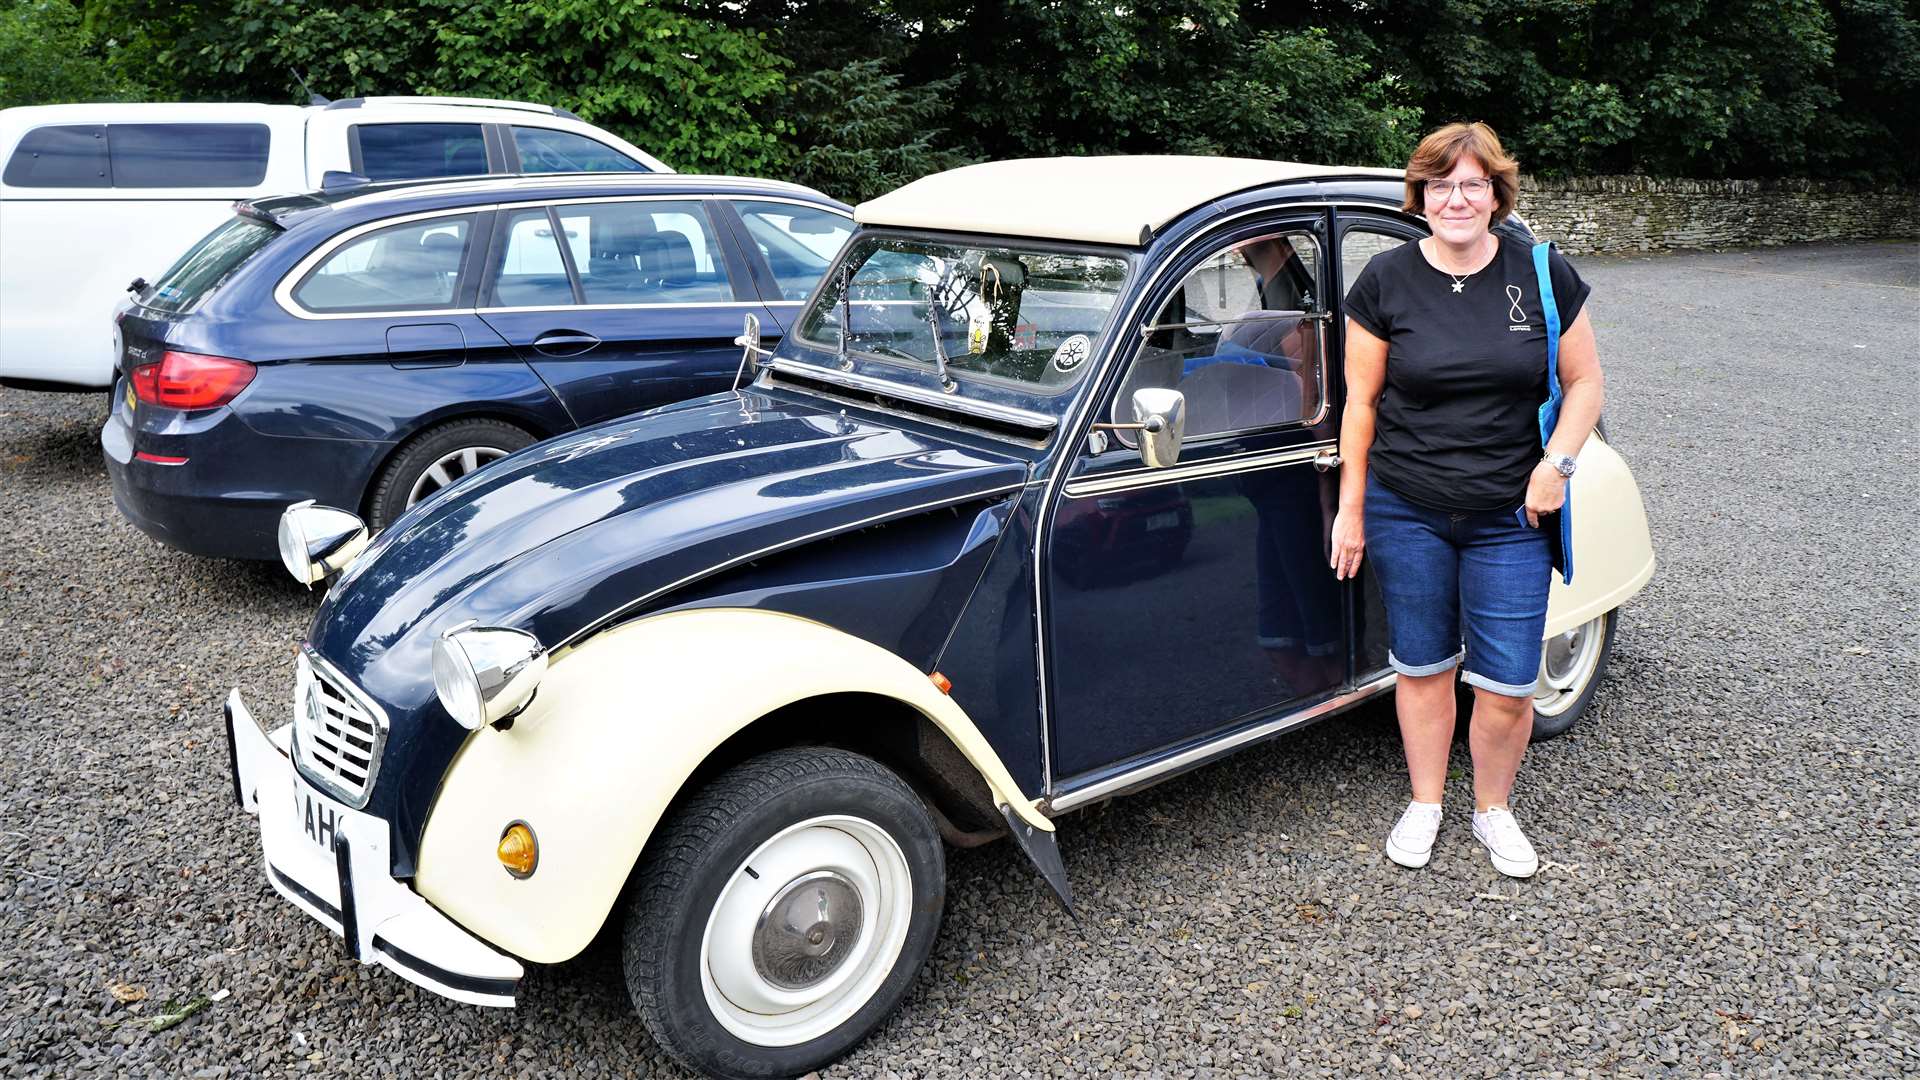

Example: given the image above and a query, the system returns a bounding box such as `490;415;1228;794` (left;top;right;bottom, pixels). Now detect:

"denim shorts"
1363;474;1551;697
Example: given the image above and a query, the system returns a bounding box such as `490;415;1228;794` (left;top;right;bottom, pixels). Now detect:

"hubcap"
753;871;863;990
405;445;510;507
700;815;913;1047
1533;613;1607;717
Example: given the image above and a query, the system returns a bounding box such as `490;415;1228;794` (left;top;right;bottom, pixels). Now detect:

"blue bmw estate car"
224;157;1656;1078
103;173;851;558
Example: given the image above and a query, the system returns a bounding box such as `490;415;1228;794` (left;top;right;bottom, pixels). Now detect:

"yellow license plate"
123;381;136;413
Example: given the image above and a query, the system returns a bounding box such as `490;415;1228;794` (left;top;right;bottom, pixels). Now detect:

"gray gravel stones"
2;241;1916;1078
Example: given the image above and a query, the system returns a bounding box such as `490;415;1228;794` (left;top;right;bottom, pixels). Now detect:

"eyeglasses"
1424;177;1492;202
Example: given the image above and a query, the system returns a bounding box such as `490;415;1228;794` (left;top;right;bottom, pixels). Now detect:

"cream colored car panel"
413;607;1048;964
1545;434;1656;637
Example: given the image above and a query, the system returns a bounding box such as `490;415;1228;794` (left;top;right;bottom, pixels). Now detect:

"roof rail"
324;95;564;116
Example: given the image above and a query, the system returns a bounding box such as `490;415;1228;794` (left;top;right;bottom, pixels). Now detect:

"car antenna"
292;69;328;106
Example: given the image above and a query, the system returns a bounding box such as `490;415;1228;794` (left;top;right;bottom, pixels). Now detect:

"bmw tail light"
130;351;255;409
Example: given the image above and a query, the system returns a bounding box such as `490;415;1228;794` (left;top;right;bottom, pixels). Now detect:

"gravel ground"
2;241;1915;1078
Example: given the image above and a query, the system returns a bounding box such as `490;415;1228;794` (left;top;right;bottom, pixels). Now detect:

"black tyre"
624;748;946;1080
366;418;534;529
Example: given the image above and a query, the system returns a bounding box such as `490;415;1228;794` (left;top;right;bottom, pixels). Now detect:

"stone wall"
1514;175;1919;255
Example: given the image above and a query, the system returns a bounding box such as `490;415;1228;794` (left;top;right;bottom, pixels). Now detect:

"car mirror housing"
1131;388;1186;468
277;500;369;587
432;624;546;731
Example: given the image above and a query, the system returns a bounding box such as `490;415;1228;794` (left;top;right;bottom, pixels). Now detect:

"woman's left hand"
1523;461;1567;528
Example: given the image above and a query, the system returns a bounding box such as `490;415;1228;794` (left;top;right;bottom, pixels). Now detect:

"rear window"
144;216;282;314
3;123;271;189
353;124;488;181
292;215;476;313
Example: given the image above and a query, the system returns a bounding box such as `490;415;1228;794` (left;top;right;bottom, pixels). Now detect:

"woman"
1330;122;1604;878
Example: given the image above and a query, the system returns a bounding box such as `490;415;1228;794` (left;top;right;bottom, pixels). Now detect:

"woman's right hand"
1329;507;1365;580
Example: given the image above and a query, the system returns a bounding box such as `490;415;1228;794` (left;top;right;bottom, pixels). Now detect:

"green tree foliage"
0;0;146;108
9;0;1915;185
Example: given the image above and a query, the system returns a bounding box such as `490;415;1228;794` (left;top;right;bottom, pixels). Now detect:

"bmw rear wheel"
367;418;534;529
624;748;945;1079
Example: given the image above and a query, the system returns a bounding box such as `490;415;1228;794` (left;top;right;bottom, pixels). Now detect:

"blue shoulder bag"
1532;241;1573;585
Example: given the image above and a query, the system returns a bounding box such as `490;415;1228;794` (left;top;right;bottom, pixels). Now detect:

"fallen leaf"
108;981;147;1004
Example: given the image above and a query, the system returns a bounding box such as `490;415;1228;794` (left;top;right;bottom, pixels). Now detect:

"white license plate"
293;774;345;854
1145;511;1180;531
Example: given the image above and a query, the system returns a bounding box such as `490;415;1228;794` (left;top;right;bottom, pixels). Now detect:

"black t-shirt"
1345;232;1590;512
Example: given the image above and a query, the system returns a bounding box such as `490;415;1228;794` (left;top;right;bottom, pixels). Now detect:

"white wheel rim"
1533;613;1608;718
699;815;913;1047
405;445;511;507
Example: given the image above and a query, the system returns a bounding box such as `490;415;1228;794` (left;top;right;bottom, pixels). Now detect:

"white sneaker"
1385;801;1444;868
1472;807;1539;878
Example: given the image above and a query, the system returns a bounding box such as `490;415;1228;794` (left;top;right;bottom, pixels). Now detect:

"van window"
110;124;270;187
353;124;488;181
3;125;109;187
511;127;645;173
292;215;476;313
144;216;281;314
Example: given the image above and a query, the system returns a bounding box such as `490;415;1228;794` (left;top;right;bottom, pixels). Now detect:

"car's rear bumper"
224;689;523;1007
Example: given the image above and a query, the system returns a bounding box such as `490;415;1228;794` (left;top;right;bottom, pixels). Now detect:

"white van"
0;97;671;391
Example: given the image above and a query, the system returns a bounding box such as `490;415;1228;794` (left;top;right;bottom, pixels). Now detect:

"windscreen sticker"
1050;334;1092;372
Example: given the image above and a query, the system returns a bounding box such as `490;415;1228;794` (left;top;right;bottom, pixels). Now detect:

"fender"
1545;434;1655;636
411;607;1052;964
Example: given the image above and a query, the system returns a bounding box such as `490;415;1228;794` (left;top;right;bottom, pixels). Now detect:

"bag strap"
1532;240;1561;403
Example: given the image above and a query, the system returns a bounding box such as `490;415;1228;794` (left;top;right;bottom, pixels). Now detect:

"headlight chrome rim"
432;624;546;731
277;500;369;587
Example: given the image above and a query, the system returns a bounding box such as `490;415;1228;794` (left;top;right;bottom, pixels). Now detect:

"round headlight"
278;500;314;584
433;632;486;731
433;624;545;731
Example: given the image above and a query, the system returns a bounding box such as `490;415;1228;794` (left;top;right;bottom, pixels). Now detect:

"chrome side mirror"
731;313;775;392
432;624;547;731
1091;388;1186;468
278;500;369;588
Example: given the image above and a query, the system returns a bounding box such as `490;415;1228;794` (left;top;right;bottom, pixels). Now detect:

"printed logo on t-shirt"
1504;284;1531;331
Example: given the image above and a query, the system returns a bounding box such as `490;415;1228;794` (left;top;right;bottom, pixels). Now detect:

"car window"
511;127;645;174
550;200;734;304
491;208;577;307
353;123;488;181
732;201;852;301
1112;230;1324;445
109;124;270;187
3;125;109;187
1341;228;1408;296
144;215;281;314
292;215;475;313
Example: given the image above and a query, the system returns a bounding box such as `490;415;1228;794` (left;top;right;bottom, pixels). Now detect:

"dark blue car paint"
103;176;850;558
286;176;1445;876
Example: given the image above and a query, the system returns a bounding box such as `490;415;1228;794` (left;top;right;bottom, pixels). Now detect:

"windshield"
144;215;280;314
795;234;1131;391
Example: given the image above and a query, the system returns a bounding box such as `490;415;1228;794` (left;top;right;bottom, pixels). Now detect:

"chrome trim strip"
1033;202;1368;794
1062;440;1335;497
472;300;772;314
1047;672;1397;813
552;480;1035;652
764;359;1059;432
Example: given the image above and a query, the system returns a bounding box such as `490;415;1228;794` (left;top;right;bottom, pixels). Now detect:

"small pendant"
1451;281;1464;293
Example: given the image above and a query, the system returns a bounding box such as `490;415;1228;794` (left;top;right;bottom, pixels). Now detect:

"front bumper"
224;689;523;1007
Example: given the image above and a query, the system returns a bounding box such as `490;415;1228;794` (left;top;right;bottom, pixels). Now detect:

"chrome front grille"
292;650;387;807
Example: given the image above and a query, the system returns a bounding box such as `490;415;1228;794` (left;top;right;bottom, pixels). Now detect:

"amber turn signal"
929;671;952;694
497;821;538;879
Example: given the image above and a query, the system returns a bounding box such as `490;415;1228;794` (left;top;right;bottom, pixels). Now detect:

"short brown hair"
1403;122;1520;222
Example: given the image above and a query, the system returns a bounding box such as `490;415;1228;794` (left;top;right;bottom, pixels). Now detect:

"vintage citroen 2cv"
224;157;1655;1078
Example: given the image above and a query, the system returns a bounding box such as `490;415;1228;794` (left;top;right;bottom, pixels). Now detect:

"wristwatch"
1542;451;1578;478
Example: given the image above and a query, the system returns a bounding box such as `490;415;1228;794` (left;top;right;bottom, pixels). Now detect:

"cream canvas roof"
854;156;1403;247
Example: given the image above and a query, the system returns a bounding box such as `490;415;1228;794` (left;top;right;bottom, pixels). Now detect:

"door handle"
532;330;600;356
1312;449;1341;472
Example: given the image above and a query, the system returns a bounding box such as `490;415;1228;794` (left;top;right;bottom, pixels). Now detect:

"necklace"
1429;235;1493;294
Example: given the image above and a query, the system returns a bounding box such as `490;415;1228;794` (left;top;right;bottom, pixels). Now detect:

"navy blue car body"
222;158;1654;1079
103;173;852;559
